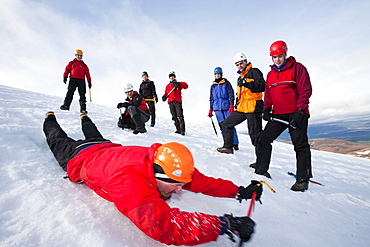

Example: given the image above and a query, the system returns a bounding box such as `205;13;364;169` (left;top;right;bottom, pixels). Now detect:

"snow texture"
0;85;369;247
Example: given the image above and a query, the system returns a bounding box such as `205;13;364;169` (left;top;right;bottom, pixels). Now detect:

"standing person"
117;83;150;134
43;111;263;246
208;67;239;150
254;40;313;192
162;71;188;135
139;71;158;127
60;49;92;113
217;53;265;158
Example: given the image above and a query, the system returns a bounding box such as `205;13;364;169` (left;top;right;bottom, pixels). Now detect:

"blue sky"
1;0;369;125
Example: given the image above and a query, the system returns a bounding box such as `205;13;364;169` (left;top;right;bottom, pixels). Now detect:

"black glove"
173;82;181;89
88;81;92;89
63;77;67;84
117;102;130;109
154;97;158;103
262;108;272;121
289;109;305;128
237;180;263;203
224;214;255;243
162;95;167;102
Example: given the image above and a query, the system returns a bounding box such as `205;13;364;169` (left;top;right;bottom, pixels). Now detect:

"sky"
1;0;370;126
1;85;370;246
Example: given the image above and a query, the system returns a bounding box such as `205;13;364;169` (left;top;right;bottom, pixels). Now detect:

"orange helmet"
154;142;194;183
75;49;83;55
269;41;288;56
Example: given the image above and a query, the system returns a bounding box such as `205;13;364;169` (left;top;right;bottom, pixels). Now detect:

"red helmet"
270;41;288;56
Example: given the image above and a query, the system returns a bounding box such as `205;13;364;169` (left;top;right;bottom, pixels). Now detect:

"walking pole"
210;117;218;136
89;88;92;102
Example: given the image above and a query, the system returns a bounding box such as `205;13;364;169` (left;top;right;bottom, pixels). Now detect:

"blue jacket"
209;78;235;111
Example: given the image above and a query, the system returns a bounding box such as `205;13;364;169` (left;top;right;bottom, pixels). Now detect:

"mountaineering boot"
255;170;271;179
216;147;234;154
80;113;92;123
291;179;309;192
249;162;256;169
45;111;56;122
233;144;239;151
133;127;147;134
79;100;87;114
60;105;69;111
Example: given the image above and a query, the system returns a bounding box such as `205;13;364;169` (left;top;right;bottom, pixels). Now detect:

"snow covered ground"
1;84;369;247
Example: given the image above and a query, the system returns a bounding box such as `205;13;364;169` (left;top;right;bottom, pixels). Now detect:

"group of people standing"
210;41;313;192
44;39;313;246
60;40;313;192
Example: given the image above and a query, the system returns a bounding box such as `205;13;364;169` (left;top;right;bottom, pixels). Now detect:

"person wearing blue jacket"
208;67;239;150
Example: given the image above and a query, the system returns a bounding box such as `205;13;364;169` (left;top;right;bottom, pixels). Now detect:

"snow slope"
0;85;369;247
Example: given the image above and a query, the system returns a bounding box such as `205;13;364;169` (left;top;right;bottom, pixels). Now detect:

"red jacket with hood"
66;142;238;246
63;58;92;82
264;56;312;115
163;80;188;103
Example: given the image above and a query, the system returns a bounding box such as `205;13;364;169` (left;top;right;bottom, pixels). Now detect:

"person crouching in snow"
43;112;263;246
117;83;150;134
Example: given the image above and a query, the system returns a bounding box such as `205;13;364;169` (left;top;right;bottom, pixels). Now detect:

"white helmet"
123;83;134;92
233;52;247;64
169;71;176;78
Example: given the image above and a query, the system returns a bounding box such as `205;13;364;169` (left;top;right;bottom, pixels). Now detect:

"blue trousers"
214;110;239;145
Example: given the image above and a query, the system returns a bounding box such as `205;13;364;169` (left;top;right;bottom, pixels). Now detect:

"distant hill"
278;115;370;144
276;115;370;158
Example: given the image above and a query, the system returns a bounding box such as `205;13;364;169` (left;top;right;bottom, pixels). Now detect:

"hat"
142;71;149;77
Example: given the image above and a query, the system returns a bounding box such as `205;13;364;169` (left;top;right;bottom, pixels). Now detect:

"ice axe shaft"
271;117;296;129
287;172;324;186
89;88;92;102
210;117;218;136
247;191;257;217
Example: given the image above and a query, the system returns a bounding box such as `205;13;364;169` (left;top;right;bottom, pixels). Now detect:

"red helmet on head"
270;41;288;56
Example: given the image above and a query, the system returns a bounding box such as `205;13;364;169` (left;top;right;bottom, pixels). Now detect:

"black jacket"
139;80;158;99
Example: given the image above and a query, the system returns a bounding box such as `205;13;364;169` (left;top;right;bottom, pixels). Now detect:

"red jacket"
122;91;149;116
63;58;92;82
66;143;238;246
163;81;188;103
264;56;312;115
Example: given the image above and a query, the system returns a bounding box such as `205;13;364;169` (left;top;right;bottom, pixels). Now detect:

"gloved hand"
154;97;158;103
88;81;92;89
162;95;167;102
289;109;305;128
208;109;213;118
228;105;234;114
117;103;124;109
223;214;255;243
173;82;181;89
117;102;130;109
237;180;263;203
63;77;67;84
262;108;272;121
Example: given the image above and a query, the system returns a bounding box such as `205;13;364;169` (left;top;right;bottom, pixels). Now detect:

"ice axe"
89;88;92;102
162;86;176;101
210;117;218;136
271;117;296;129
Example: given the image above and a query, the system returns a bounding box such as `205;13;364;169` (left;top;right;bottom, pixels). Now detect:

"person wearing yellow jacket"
217;53;265;161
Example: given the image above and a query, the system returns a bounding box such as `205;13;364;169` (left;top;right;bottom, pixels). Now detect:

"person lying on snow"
43;111;263;246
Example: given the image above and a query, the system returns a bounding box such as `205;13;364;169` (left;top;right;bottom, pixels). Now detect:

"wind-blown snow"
0;85;369;247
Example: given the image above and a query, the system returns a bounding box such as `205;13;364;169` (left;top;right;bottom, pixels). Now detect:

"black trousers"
43;116;110;171
146;101;156;126
255;113;312;180
221;111;262;151
63;78;86;110
169;102;185;133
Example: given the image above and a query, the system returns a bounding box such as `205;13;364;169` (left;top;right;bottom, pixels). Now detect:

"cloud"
1;0;370;127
